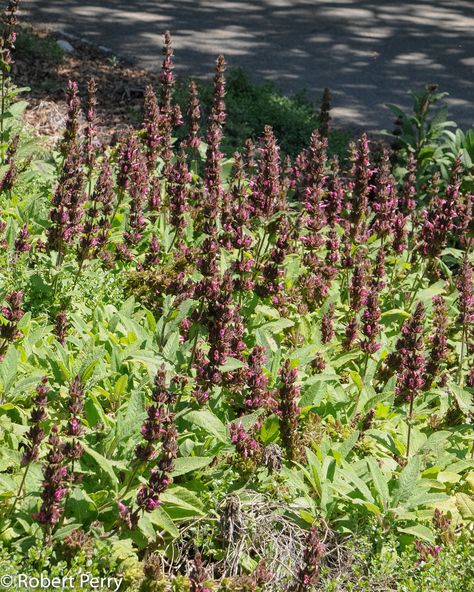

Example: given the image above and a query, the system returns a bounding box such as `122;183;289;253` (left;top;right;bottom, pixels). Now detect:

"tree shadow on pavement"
22;0;474;131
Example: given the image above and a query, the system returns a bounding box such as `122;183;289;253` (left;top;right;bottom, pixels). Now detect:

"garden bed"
0;8;473;592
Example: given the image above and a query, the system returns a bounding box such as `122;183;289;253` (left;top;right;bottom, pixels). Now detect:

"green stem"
406;395;415;459
407;261;427;311
252;228;269;283
0;337;8;358
237;246;244;308
0;71;5;164
386;261;398;304
167;227;178;253
159;314;168;349
97;462;142;514
59;456;75;528
3;464;30;526
362;352;370;383
457;324;467;386
110;188;125;228
187;302;204;373
458;243;472;386
70;256;86;294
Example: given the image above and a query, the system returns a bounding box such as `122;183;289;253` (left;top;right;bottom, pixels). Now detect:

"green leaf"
450;384;474;415
367;458;389;505
84;392;108;428
149;506;179;538
394;456;421;505
303;373;340;385
337;431;360;460
7;100;29;118
115;389;146;442
259;318;294;334
0;347;19;390
114;375;128;399
126;353;170;374
398;525;436;543
80;358;100;382
82;444;118;489
255;305;280;319
350;371;363;392
233;410;264;433
218;357;246;372
381;309;411;321
416;281;445;307
299;382;325;408
341;462;375;504
138;514;156;540
68;488;97;523
175;298;197;324
331;352;359;369
437;471;462;484
456;493;474;520
160;486;205;516
172;456;213;477
111;539;136;561
361;501;382;515
403;492;448;510
0;474;16;493
280;466;309;493
255;328;278;352
162;331;180;362
304;448;323;496
184;409;228;443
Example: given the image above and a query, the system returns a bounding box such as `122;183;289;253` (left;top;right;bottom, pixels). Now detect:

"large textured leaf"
340;462;375;504
450;384;474;415
138;514;156;540
235;410;264;432
299;382;326;408
394;456;421;505
259;318;294;334
85;392;108;428
305;448;323;496
255;305;280;320
219;357;246;372
149;506;180;538
162;331;180;362
126;353;170;374
172;457;213;477
114;374;129;400
111;539;136;561
185;409;228;443
416;281;445;307
367;458;389;505
398;525;436;543
337;431;360;461
68;488;97;523
403;492;448;510
82;444;118;489
456;493;474;520
160;486;205;516
115;389;146;442
0;347;19;391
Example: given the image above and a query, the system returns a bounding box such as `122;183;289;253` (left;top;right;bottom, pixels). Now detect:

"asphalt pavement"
21;0;474;132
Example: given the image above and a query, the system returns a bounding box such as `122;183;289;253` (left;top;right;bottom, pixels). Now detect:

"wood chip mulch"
13;26;160;146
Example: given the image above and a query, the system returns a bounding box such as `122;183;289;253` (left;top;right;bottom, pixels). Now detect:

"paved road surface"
22;0;474;132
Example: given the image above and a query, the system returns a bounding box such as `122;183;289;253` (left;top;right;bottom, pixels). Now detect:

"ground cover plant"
0;2;473;591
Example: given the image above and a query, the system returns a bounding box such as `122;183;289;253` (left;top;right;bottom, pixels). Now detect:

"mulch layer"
13;25;159;146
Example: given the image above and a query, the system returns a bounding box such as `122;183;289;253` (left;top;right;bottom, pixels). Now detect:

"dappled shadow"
21;0;474;131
